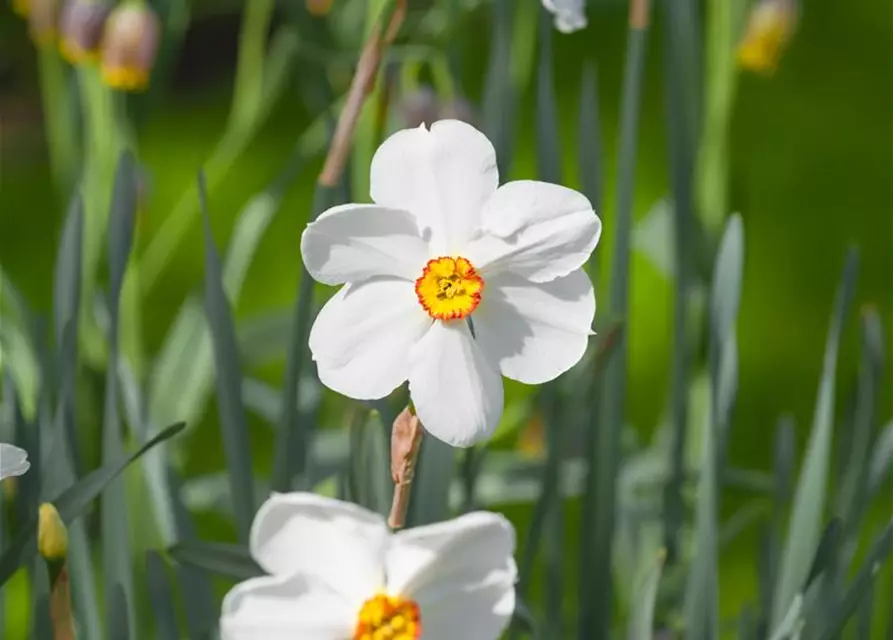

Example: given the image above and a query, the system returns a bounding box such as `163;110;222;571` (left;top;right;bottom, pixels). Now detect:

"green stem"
231;0;275;129
37;47;78;193
695;0;742;237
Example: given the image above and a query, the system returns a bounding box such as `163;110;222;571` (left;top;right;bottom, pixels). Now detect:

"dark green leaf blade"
146;551;180;639
0;421;185;587
108;583;130;640
168;541;263;581
199;171;256;541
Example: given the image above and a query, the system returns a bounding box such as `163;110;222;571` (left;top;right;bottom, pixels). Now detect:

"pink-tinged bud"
99;2;160;92
399;85;440;128
27;0;60;46
59;0;112;64
439;97;478;127
305;0;333;16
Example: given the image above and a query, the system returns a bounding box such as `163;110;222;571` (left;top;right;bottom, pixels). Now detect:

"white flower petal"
0;443;30;481
309;278;432;400
542;0;588;33
220;573;354;640
408;321;504;447
467;180;601;283
249;493;387;608
386;512;517;640
370;120;498;253
300;203;429;285
473;269;595;384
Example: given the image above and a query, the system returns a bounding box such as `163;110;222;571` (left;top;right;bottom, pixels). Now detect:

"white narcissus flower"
0;443;30;481
220;493;517;640
301;120;600;447
542;0;588;34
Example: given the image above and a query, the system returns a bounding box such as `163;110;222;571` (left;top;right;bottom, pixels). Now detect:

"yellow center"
353;593;421;640
415;256;484;320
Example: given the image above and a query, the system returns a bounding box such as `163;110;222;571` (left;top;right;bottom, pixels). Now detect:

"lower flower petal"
250;493;388;608
386;512;517;640
220;573;354;640
472;269;595;384
309;278;432;400
408;321;504;447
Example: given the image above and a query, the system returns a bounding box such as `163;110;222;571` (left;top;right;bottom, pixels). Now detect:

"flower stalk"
38;504;75;640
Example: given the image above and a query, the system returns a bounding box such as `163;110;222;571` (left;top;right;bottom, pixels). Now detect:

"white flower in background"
301;120;600;447
0;443;29;481
542;0;588;34
220;493;517;640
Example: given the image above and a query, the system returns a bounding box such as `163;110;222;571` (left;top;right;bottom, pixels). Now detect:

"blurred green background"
1;0;891;636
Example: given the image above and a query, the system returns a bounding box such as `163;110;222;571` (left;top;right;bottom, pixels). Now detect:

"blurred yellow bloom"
27;0;59;46
38;503;69;562
100;2;160;92
737;0;798;75
12;0;29;17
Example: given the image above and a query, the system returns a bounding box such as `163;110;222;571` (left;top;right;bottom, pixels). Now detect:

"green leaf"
108;583;130;640
346;409;392;516
578;62;604;231
0;270;40;421
408;435;455;527
200;172;257;542
868;419;893;496
627;550;667;640
815;515;893;640
30;571;52;640
103;149;139;639
0;421;185;587
770;249;859;628
146;551;181;639
168;541;263;581
534;7;561;184
582;11;650;639
52;191;83;351
481;0;516;172
272;184;339;492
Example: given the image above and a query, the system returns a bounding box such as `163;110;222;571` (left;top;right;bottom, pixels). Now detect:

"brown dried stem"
629;0;651;30
49;563;75;640
388;407;424;529
319;0;407;187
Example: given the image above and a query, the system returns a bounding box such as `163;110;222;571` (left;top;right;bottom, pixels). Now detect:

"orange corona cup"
99;2;160;92
59;0;113;64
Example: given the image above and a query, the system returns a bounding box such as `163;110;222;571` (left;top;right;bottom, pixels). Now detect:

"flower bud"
100;2;160;92
27;0;60;46
12;0;30;18
399;86;440;129
737;0;798;75
38;503;69;562
59;0;113;64
305;0;333;16
439;97;478;127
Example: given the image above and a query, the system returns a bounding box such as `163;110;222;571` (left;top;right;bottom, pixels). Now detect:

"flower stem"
48;563;75;640
388;407;424;530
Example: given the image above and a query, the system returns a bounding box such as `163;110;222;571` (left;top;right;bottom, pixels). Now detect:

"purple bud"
99;3;160;92
59;0;112;64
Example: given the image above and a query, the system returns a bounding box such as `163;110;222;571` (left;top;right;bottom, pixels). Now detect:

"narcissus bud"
27;0;59;46
59;0;113;64
399;85;440;129
37;503;68;562
12;0;30;18
99;2;160;92
737;0;798;75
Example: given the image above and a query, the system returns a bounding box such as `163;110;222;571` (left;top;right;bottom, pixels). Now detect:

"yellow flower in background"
301;120;600;447
737;0;798;75
59;0;113;64
12;0;30;18
99;2;160;91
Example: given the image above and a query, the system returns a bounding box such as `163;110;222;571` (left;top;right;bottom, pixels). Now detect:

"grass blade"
770;249;859;627
583;2;650;637
0;421;185;586
199;172;256;542
627;550;666;640
578;62;604;233
272;184;338;492
146;551;180;640
168;541;263;581
102;149;140;639
869;419;893;496
347;409;392;516
407;435;454;527
481;0;515;173
108;583;130;640
684;214;744;639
